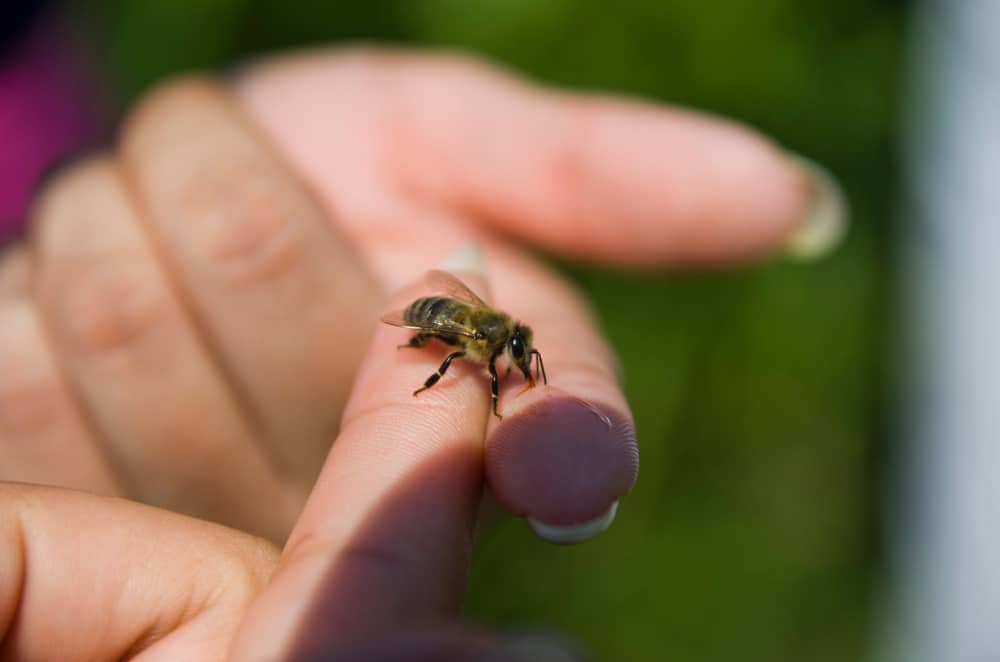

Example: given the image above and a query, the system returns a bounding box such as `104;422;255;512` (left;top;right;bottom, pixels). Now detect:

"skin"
0;48;811;660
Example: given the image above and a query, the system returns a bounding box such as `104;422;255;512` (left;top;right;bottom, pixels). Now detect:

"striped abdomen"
404;296;473;329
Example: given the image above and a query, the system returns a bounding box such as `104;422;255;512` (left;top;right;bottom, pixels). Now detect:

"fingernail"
488;634;589;662
437;241;488;277
783;154;848;261
528;500;619;545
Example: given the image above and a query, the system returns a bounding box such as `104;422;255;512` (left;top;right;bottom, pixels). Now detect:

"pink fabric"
0;18;100;239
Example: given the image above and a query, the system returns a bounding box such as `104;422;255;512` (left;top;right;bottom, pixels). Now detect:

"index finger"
229;255;495;660
230;243;638;659
235;47;846;267
482;246;638;542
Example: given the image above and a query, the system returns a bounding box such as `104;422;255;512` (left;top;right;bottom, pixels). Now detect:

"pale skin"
0;48;813;659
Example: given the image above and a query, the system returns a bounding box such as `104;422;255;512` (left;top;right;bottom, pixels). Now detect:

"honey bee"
381;270;547;419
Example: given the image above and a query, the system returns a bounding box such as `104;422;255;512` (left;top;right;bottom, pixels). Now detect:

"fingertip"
782;154;850;261
485;392;638;542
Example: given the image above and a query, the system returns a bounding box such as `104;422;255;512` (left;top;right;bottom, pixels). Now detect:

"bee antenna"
531;349;547;385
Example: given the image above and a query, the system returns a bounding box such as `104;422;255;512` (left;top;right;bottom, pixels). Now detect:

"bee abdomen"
405;297;466;326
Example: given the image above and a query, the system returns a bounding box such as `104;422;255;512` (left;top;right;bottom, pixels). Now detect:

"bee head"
508;324;531;364
509;324;547;385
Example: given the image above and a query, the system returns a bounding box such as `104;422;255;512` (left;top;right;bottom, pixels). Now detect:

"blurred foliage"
83;1;905;660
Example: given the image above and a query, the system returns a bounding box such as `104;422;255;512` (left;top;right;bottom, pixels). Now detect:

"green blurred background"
81;1;903;659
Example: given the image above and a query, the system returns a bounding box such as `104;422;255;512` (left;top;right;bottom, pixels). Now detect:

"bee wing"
380;309;478;337
425;269;488;306
380;309;419;329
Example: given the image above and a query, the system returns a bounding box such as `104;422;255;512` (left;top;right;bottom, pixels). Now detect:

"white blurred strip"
884;1;1000;661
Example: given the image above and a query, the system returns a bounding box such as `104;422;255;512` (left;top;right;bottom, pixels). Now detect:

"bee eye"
510;335;525;359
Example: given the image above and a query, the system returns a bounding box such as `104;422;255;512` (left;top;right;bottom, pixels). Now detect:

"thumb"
229;250;495;660
0;482;277;661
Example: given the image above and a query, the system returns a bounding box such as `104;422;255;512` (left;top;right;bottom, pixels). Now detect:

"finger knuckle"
53;257;166;355
31;158;168;356
207;534;280;608
533;104;598;233
122;76;308;287
175;162;306;287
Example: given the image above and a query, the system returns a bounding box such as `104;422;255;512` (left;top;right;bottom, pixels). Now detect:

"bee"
381;270;547;419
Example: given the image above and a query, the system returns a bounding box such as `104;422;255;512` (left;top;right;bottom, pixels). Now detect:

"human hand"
0;46;845;660
0;48;840;546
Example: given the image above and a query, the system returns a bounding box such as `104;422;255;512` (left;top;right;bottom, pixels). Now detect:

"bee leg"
413;351;466;396
531;349;548;385
398;332;433;350
488;357;502;420
516;380;537;397
515;364;536;397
